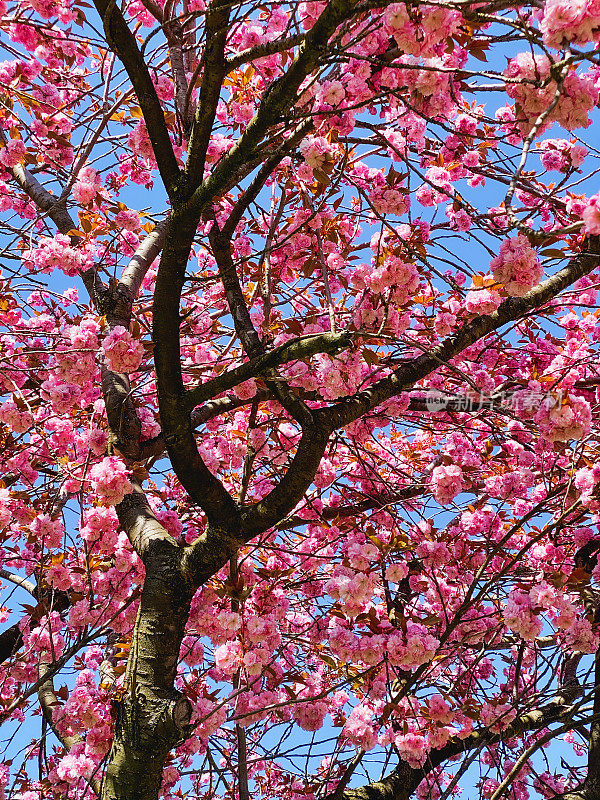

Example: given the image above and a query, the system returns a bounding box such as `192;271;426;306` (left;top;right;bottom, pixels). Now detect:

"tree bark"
101;540;193;800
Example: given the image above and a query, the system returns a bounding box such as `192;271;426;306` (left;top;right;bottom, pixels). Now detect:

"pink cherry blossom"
102;325;144;373
464;287;502;315
541;0;600;48
89;456;132;505
430;464;464;504
344;703;378;750
490;235;543;297
582;193;600;234
23;233;95;277
72;166;102;205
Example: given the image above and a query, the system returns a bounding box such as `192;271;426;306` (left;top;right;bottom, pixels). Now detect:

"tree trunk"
101;543;193;800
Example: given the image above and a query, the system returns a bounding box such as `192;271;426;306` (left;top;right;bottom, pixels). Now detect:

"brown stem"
184;0;231;189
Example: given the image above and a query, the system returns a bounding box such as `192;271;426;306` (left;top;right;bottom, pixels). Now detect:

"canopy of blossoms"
1;0;600;799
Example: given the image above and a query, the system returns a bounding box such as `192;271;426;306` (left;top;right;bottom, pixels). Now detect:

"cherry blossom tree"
3;0;600;798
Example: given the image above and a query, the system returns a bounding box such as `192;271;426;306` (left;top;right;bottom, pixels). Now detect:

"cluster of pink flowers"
430;464;464;504
55;669;111;737
382;3;460;58
365;255;420;300
574;465;600;509
540;0;600;48
53;348;97;386
234;688;281;727
81;505;119;551
490;235;543;297
533;772;567;799
205;133;235;164
385;562;409;582
325;569;378;616
22;611;66;662
416;166;453;207
538;139;588;173
113;531;141;573
298;135;339;170
0;487;11;529
328;619;359;661
53;318;100;385
128;121;156;162
582;193;600;234
535;394;592;442
343;703;378;750
211;610;242;645
52;748;96;785
387;624;440;670
89;456;132;505
529;582;579;631
214;639;243;675
72;165;102;205
416;768;451;800
0;398;33;433
102;325;144;373
293;680;330;731
485;468;534;501
309;350;363;402
563;618;599;652
344;540;378;570
0;137;26;168
23;0;77;22
395;732;429;768
30;513;65;549
137;406;160;440
369;185;409;217
41;374;82;414
464;285;502;315
503;589;543;641
193;695;228;741
317;78;346;107
446;206;472;232
416;540;451;569
114;208;141;232
23;233;95;277
428;694;454;724
393;55;457;120
237;649;275;677
298;1;327;30
503;53;598;135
